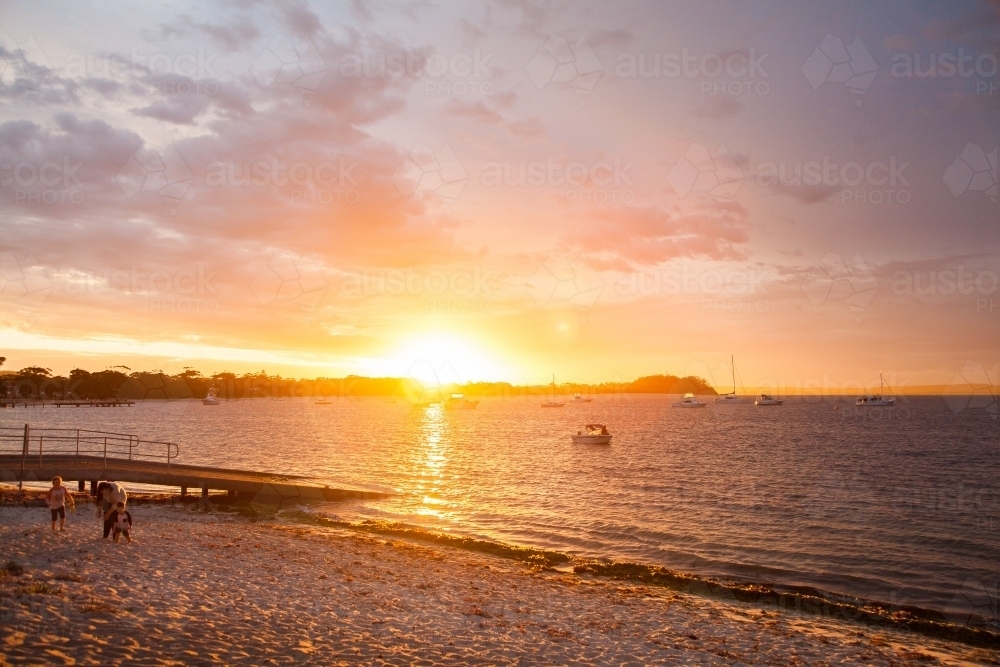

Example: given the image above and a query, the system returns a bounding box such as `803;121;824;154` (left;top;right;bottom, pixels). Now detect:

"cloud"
565;200;752;268
691;97;744;120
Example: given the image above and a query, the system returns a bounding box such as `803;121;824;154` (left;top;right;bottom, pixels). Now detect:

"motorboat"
571;424;612;445
541;374;565;407
315;398;332;405
445;393;478;409
856;372;896;407
571;393;592;403
716;355;749;403
202;386;220;405
754;393;783;406
672;393;707;408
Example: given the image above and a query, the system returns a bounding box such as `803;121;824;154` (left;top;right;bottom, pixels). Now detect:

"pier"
0;425;387;505
0;398;135;408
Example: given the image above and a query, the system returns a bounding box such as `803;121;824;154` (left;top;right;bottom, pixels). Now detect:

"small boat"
716;355;749;403
571;393;592;403
672;393;707;408
856;372;896;407
315;398;332;405
445;393;478;409
542;374;565;407
202;387;220;405
571;424;612;445
754;393;783;406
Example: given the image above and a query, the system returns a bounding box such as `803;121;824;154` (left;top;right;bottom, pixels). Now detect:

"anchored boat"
202;386;220;405
445;393;479;409
571;424;612;445
856;372;896;407
672;393;707;408
716;355;749;403
541;374;565;408
754;393;783;406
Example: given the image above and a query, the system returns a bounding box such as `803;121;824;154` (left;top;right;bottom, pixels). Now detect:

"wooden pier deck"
1;399;135;408
0;425;388;505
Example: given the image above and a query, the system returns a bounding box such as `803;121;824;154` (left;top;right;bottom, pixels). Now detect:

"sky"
0;0;997;394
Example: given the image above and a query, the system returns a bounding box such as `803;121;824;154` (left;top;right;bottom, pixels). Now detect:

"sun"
366;332;509;385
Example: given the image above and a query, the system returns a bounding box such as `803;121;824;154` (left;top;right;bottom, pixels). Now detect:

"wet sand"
1;499;998;666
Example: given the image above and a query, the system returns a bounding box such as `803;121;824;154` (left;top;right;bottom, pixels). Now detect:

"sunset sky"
0;0;997;393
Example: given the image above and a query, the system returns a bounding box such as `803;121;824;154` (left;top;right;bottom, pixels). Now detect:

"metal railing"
0;425;179;471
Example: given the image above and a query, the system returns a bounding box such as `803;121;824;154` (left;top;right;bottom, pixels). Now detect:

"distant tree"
0;356;5;367
18;366;52;377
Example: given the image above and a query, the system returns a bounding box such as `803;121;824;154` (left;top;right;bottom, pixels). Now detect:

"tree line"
0;359;716;400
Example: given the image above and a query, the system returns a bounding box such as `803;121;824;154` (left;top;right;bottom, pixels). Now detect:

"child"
105;502;133;544
46;476;75;532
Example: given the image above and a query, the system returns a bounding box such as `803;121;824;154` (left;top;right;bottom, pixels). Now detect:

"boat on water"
541;374;565;407
571;424;612;445
445;393;478;410
672;393;707;408
315;398;332;405
716;355;749;403
754;393;783;406
856;372;896;407
571;393;592;403
202;387;220;405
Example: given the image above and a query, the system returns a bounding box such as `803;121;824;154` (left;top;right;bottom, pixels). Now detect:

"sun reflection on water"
413;403;450;518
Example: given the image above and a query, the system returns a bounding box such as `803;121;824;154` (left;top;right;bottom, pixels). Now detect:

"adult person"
46;476;75;532
95;481;128;539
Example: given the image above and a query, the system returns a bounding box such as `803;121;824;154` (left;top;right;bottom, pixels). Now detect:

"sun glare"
381;333;509;386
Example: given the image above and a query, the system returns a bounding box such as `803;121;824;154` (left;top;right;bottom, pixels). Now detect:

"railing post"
103;436;107;468
38;435;43;467
18;423;28;494
76;429;80;456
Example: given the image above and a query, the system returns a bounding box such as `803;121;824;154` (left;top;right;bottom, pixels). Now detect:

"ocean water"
3;394;997;618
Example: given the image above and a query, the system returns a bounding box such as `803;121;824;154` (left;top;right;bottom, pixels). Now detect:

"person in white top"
46;476;75;532
96;481;128;539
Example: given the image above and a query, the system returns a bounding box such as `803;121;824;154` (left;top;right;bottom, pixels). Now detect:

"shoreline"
2;488;998;664
4;485;998;652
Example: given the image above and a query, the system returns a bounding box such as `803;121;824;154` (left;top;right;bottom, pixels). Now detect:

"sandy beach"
0;495;996;666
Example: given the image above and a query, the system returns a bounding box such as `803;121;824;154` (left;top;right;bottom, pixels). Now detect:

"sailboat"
541;374;565;408
856;372;896;407
715;355;748;403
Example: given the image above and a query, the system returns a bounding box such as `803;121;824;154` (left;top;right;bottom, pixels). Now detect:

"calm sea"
3;394;997;618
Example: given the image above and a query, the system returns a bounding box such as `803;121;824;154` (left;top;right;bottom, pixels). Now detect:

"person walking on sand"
96;481;128;539
105;501;133;544
46;476;75;532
